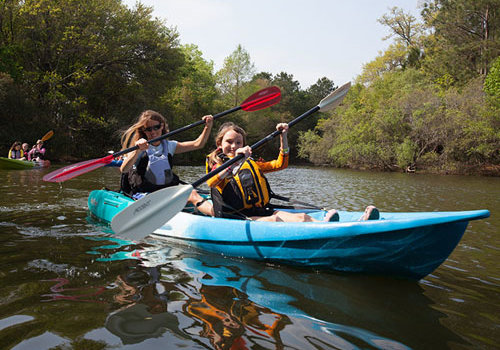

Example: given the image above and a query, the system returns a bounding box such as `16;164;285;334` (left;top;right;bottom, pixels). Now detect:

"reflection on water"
91;244;414;350
0;165;499;349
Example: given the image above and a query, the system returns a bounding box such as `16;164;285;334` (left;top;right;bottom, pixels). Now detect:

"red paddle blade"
240;86;281;112
42;155;114;182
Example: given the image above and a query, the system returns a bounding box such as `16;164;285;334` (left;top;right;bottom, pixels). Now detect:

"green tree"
421;0;500;83
164;44;218;163
0;0;185;158
216;44;255;106
484;55;500;105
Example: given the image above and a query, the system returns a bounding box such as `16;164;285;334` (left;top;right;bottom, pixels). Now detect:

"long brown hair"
206;122;247;169
120;110;169;150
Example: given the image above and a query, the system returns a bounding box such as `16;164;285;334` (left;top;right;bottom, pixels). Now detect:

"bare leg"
187;190;214;216
251;210;317;222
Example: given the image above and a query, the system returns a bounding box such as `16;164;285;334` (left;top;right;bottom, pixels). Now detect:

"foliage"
298;2;500;174
0;0;498;175
162;44;218;163
421;0;500;83
216;44;255;106
484;55;500;106
0;0;185;158
298;68;500;173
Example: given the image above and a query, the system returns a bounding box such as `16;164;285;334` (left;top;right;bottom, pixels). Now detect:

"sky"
122;0;422;89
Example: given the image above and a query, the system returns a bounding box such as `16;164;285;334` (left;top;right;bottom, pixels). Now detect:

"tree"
378;6;425;48
421;0;500;83
163;44;218;163
484;55;500;105
0;0;185;158
216;44;255;105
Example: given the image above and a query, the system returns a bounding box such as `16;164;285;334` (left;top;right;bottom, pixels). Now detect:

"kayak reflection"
106;262;291;349
137;243;464;350
99;244;419;349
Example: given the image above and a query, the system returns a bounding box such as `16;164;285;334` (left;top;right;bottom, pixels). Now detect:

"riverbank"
292;161;500;177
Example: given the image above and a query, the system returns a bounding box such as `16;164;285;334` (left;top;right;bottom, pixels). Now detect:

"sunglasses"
143;123;162;132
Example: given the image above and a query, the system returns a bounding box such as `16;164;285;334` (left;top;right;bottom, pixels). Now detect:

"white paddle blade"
318;82;351;112
111;184;194;241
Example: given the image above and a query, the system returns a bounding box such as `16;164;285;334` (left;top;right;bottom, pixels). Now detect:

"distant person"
119;109;214;216
8;141;23;159
28;139;46;161
20;143;30;160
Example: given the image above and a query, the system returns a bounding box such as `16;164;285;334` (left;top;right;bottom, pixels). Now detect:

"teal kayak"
0;157;50;170
88;189;490;280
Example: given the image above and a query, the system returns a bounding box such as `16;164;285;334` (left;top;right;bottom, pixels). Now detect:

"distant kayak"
104;159;123;167
0;157;50;170
88;189;490;280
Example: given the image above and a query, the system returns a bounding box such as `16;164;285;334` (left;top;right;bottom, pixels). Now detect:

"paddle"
42;86;281;183
270;193;324;210
111;82;351;241
41;130;54;142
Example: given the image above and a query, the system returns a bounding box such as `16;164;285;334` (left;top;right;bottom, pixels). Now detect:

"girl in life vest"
206;123;380;221
20;143;30;160
119;110;214;216
28;139;46;161
8;141;23;159
206;122;343;222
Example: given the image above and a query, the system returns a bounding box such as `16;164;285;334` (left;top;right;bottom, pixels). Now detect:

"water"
0;165;498;349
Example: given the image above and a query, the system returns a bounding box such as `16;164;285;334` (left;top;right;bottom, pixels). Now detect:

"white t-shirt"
144;140;177;185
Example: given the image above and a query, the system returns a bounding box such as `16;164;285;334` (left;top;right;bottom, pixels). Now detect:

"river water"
0;165;498;350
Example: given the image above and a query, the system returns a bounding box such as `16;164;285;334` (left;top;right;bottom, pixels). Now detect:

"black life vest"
210;156;274;219
33;149;44;159
120;148;180;195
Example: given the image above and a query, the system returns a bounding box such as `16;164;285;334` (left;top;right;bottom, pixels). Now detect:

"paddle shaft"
112;106;241;159
270;193;324;210
192;105;321;188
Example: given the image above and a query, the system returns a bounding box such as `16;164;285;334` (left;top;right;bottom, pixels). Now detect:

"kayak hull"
0;157;50;170
88;189;490;280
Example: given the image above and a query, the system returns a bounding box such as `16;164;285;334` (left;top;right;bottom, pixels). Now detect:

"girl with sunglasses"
120;110;214;216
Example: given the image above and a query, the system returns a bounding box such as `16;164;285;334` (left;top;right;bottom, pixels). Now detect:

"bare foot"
324;209;339;222
359;206;379;220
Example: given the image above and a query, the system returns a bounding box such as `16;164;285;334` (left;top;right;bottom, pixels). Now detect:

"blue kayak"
88;189;490;280
104;159;123;167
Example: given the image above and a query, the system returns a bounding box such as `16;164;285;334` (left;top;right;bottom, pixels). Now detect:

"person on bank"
120;110;214;216
28;139;46;161
205;122;379;222
8;141;24;159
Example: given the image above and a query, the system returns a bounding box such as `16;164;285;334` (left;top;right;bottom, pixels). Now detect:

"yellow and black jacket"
206;150;289;218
